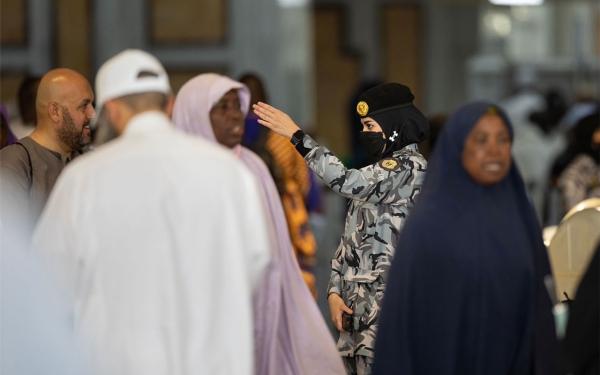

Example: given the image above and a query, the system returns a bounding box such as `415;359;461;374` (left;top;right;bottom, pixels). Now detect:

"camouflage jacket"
300;135;427;358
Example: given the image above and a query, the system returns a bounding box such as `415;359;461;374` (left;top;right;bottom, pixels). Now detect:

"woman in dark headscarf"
254;83;429;375
373;102;558;375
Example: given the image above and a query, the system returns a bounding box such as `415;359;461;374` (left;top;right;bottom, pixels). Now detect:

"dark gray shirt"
1;137;81;244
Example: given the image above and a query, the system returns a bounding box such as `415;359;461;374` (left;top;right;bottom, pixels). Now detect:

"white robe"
32;111;270;375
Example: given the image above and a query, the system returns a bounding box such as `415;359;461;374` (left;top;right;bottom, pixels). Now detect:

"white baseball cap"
93;49;171;124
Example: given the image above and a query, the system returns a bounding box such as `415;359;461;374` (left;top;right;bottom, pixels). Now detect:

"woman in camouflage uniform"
254;83;429;375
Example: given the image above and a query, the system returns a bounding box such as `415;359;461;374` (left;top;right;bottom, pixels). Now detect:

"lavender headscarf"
172;74;345;375
1;104;18;147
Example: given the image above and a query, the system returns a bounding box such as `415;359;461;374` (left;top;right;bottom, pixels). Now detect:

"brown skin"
210;89;244;148
328;294;354;332
461;114;512;186
30;68;95;158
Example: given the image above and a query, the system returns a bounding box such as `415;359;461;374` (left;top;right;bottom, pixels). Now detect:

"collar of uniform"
393;143;419;156
123;110;172;137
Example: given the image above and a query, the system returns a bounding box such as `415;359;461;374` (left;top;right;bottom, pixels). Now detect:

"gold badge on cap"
487;107;498;115
357;101;369;117
379;158;399;171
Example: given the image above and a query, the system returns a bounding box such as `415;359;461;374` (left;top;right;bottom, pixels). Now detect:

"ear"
165;95;175;119
48;103;61;123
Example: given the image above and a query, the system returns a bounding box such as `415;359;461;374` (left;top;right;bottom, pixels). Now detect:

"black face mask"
359;131;386;159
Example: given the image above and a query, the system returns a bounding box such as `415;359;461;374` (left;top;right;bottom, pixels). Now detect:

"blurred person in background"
559;83;599;133
528;89;568;135
254;83;429;375
419;114;447;160
373;102;558;375
240;72;319;298
172;73;345;375
1;104;18;149
500;67;566;223
557;112;600;212
0;69;93;247
527;89;569;224
556;245;599;375
33;50;271;375
10;76;42;139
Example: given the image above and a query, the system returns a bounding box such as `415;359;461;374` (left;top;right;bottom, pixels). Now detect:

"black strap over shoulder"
15;142;33;190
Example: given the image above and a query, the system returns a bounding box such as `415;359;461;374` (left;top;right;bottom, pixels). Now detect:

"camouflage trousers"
343;355;373;375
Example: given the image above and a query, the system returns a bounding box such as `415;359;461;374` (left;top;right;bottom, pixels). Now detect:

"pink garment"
172;74;345;375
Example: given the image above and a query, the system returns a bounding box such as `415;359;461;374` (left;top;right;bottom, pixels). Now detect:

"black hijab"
357;83;429;159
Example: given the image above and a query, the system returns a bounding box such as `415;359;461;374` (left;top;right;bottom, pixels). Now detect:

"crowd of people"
1;48;598;375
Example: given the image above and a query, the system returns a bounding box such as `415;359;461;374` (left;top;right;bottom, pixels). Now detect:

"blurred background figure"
500;67;566;223
9;76;42;139
556;245;599;375
240;72;319;298
529;89;569;135
374;103;557;375
559;83;600;133
419;114;448;160
1;104;18;150
557;112;600;212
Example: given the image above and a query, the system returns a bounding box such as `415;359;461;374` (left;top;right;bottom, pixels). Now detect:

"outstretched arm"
253;102;300;139
253;102;424;205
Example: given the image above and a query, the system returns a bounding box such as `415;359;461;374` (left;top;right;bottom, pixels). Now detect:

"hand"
252;102;301;139
328;293;353;332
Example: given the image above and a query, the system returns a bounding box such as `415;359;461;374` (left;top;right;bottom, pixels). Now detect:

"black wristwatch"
290;129;305;146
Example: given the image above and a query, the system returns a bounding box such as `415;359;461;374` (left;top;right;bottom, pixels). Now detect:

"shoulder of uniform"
377;157;402;172
379;151;427;172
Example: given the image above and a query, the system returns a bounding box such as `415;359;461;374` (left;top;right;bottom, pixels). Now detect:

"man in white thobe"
32;49;270;375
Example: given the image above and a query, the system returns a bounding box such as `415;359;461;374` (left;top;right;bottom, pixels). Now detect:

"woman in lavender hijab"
172;73;345;375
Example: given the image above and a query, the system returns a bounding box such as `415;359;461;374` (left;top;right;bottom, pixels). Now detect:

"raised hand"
252;102;300;139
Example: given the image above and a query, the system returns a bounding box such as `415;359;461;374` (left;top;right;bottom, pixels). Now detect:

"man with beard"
32;50;270;375
0;68;94;247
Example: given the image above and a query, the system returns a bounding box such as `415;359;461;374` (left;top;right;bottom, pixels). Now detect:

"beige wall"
151;0;227;44
56;0;92;78
314;7;360;157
